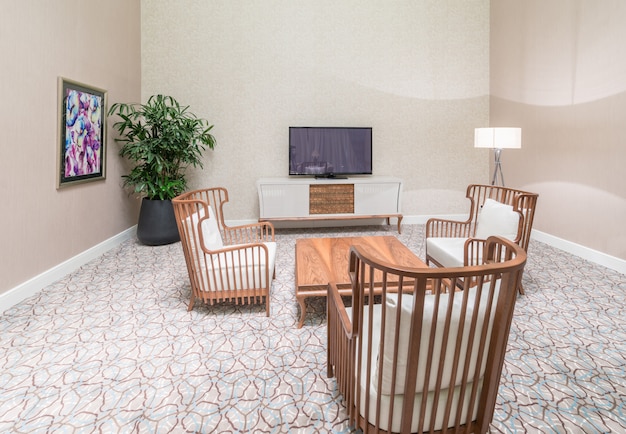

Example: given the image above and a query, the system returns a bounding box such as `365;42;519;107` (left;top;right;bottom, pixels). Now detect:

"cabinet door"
259;183;309;218
354;182;400;215
309;184;354;214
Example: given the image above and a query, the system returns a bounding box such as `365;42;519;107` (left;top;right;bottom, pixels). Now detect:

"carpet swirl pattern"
0;224;625;433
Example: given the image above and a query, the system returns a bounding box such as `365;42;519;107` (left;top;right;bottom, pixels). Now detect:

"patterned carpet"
1;224;625;433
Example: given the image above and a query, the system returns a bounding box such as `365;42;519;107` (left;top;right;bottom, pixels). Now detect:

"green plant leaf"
107;95;216;200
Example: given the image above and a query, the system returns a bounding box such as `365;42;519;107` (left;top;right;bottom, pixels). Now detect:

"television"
289;127;373;178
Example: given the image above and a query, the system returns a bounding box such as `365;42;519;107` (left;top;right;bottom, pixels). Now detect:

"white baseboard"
3;219;623;315
0;226;137;315
226;214;467;229
531;229;626;275
233;215;625;274
400;214;468;225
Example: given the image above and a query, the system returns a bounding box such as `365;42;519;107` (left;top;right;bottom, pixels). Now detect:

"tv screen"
289;127;372;177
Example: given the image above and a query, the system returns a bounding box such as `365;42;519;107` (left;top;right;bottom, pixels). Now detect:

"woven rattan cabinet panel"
309;184;354;214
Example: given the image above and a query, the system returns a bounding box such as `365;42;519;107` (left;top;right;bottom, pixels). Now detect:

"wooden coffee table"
295;236;426;328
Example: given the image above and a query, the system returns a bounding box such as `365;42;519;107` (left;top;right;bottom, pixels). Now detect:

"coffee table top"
295;236;425;292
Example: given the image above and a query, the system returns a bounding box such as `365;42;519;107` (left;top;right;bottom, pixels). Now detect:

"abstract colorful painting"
57;77;107;187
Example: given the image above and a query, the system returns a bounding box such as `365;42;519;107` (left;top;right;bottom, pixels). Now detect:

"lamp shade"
474;127;522;149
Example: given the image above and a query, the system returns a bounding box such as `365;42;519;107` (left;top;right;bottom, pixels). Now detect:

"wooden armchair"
425;184;538;293
327;236;527;433
172;187;276;315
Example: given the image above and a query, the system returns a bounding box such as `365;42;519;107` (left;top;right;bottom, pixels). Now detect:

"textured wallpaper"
141;0;490;220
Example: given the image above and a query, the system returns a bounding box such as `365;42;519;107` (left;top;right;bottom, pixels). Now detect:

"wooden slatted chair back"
327;236;527;433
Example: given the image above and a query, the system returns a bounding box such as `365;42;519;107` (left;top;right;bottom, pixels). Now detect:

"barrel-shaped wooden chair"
327;236;527;433
425;184;538;294
172;187;276;315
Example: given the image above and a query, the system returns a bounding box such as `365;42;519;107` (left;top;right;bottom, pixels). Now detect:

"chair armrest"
223;221;275;245
464;237;487;266
425;217;473;239
465;236;519;267
328;282;354;338
198;239;269;256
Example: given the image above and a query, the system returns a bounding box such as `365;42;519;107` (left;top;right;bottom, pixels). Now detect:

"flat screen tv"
289;127;372;178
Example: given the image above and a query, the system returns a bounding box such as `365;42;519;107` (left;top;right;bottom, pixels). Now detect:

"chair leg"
187;295;195;311
267;270;275;316
518;282;525;295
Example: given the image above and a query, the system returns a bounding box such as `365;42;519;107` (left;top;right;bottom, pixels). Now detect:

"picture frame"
57;77;107;188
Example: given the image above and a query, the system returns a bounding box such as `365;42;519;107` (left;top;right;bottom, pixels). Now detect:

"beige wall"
491;1;626;260
141;0;490;220
5;1;622;298
0;1;141;294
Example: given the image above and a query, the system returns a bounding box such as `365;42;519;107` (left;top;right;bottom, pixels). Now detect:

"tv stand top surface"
314;174;348;179
258;176;401;185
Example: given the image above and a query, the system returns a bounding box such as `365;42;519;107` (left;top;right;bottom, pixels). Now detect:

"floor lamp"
474;127;521;186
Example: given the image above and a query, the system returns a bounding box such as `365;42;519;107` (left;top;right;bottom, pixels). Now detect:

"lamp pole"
491;148;505;186
475;127;521;187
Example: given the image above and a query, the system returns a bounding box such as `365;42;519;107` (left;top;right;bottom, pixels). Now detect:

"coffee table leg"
296;295;307;328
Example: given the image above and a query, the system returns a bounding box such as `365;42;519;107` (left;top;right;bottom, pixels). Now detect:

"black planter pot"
136;198;180;246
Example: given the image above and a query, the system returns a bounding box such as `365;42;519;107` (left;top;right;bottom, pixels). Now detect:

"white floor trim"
226;214;466;230
0;226;137;315
234;215;626;274
3;219;624;315
408;217;623;274
532;229;626;275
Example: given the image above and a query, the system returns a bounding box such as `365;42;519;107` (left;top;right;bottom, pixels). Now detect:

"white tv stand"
257;177;403;233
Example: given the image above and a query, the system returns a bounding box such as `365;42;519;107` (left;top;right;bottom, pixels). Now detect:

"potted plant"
108;94;216;245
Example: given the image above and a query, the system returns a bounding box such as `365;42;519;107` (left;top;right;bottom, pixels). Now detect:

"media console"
257;177;403;233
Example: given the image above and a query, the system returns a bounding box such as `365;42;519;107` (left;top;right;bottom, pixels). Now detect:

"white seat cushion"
427;199;519;268
475;198;520;240
426;237;467;268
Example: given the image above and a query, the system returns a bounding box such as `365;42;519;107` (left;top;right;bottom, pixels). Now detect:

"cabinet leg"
397;216;403;234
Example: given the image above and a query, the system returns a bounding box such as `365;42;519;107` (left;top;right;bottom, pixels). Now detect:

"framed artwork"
57;77;107;188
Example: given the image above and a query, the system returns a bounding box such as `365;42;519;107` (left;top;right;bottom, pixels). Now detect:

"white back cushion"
183;206;205;255
183;205;223;258
351;303;479;432
199;206;224;251
475;198;519;240
375;282;499;395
